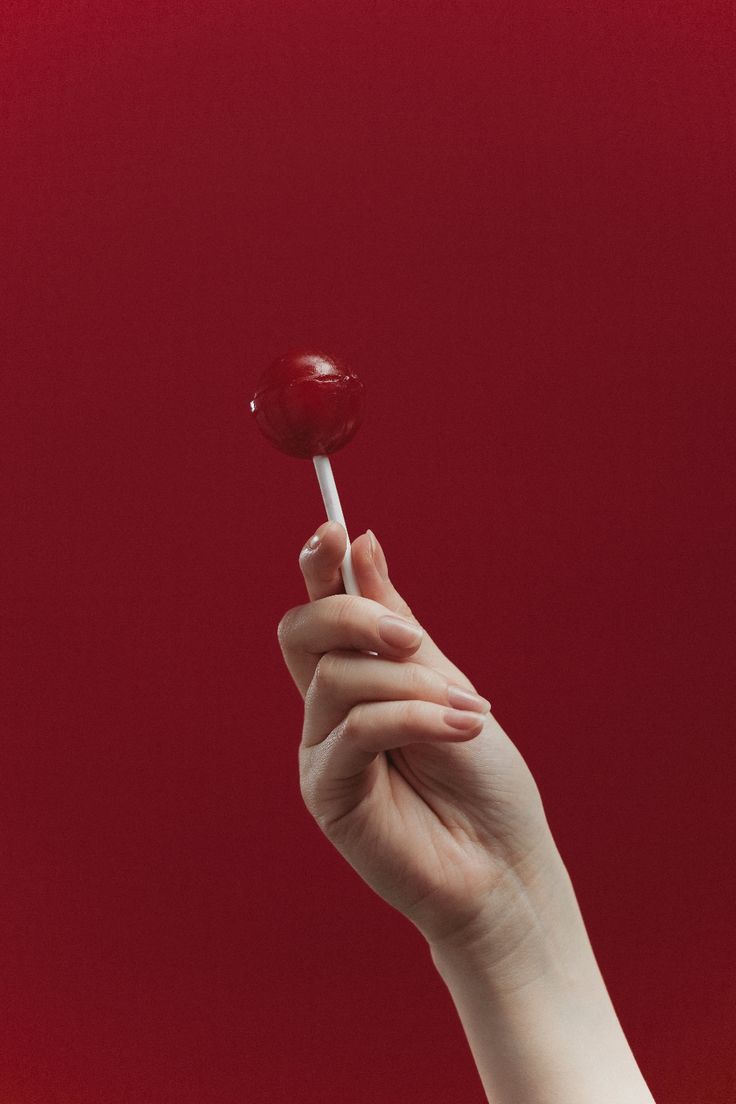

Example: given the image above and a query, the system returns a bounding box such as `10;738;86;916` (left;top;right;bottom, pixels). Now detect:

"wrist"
427;837;656;1104
428;835;593;995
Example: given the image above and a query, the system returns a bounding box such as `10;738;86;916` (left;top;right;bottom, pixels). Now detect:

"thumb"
350;530;478;692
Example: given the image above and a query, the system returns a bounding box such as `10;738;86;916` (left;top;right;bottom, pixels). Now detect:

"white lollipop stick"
312;454;360;596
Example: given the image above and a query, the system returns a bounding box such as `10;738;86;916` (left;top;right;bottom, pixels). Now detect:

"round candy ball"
250;349;365;459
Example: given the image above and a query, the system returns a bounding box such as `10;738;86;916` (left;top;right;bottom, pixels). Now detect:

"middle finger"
277;593;425;697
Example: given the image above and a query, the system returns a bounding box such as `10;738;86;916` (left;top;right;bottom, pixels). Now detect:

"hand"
277;522;558;951
279;525;659;1103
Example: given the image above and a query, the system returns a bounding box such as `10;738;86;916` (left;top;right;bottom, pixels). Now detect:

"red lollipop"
250;350;365;594
250;349;364;458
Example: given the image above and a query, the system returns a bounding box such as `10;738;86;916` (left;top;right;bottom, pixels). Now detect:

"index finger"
295;523;482;697
298;521;347;601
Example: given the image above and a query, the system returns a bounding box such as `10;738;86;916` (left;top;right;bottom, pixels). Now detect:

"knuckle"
276;608;296;649
333;594;362;632
278;603;312;653
397;699;426;732
298;737;339;824
298;759;320;814
338;704;362;743
405;662;439;700
299;779;315;816
309;651;343;696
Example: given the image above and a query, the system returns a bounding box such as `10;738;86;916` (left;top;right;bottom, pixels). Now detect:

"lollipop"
250;350;365;595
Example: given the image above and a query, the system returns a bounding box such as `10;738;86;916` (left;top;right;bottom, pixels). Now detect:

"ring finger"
302;650;491;748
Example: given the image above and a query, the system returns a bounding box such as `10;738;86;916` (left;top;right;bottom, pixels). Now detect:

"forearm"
429;841;656;1103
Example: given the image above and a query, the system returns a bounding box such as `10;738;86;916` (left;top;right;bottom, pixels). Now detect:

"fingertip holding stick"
313;454;360;596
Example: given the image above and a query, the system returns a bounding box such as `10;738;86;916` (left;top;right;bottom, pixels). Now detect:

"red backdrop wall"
3;2;734;1101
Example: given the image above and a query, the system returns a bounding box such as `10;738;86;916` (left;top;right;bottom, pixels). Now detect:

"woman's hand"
279;524;659;1103
277;522;559;952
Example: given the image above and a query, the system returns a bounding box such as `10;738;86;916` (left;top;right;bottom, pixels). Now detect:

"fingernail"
304;532;321;551
377;614;423;649
447;685;492;714
443;710;485;732
366;529;388;580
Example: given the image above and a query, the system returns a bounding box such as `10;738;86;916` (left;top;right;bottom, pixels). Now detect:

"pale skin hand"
279;522;657;1103
278;521;557;950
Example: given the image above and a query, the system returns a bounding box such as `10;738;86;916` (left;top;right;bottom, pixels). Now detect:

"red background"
2;2;734;1101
